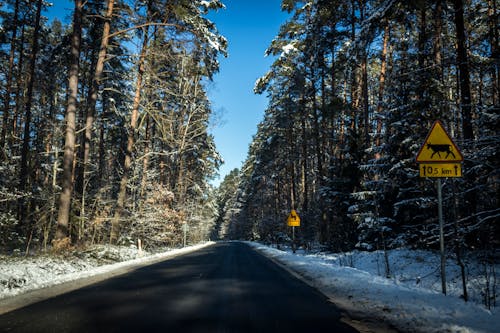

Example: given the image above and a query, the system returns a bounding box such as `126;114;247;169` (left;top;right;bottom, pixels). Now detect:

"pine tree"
55;0;83;244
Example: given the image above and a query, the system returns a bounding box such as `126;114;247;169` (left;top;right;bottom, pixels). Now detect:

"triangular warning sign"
287;209;300;227
416;120;463;162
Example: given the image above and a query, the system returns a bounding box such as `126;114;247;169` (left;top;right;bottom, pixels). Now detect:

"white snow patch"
279;42;298;59
282;43;297;55
248;242;499;333
0;242;214;305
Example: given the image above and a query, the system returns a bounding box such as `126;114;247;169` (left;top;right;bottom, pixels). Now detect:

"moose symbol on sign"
426;142;456;159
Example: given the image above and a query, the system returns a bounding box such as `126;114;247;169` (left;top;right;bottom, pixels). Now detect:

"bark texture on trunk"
56;0;83;241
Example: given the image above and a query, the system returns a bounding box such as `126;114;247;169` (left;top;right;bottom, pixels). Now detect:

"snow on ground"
1;241;498;333
248;242;499;333
0;242;214;304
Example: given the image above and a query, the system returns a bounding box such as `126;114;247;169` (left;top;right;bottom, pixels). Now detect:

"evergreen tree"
226;0;499;255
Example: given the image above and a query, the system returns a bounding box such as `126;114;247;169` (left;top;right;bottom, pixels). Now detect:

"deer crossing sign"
416;120;463;163
287;209;300;227
416;120;463;178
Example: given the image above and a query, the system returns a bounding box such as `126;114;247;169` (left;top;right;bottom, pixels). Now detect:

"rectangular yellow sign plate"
419;163;462;178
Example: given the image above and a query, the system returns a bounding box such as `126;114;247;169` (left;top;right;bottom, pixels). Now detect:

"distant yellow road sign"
416;120;463;163
419;163;462;178
287;210;300;227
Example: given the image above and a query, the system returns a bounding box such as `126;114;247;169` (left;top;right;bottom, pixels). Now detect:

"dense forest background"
0;0;498;261
216;0;499;257
0;0;227;252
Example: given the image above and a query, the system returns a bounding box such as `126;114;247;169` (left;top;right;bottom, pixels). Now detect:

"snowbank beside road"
248;242;498;333
0;242;214;313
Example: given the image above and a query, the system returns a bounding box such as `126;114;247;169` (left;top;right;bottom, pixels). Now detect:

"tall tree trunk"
375;21;389;149
140;26;159;200
417;4;427;104
18;0;43;231
140;115;151;198
1;0;20;157
75;0;115;201
98;120;106;182
349;0;358;130
300;96;308;213
453;0;477;224
288;125;297;211
453;0;474;140
311;84;323;188
10;24;26;154
110;29;149;243
329;45;337;160
160;142;167;185
488;0;499;104
433;0;444;82
361;53;369;145
359;0;368;146
433;0;447;119
55;0;83;241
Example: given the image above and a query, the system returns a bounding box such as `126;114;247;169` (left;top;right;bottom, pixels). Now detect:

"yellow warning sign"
416;120;463;162
287;210;300;227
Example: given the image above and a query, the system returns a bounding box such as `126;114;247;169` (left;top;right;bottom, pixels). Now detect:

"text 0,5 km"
419;163;462;178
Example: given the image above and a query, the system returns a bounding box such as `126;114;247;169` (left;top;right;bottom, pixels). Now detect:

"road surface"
0;242;360;332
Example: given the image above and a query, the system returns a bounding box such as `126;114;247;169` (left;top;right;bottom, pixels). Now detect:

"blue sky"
206;1;289;185
45;0;288;186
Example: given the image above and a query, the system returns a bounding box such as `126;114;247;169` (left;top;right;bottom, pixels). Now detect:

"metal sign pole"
183;224;187;248
416;120;463;296
437;178;447;295
287;209;300;253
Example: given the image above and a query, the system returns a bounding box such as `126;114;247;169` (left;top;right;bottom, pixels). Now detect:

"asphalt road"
0;242;359;332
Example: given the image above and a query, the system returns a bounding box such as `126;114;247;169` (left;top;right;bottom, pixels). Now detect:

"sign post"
182;223;189;247
416;120;463;295
287;209;300;253
436;177;445;294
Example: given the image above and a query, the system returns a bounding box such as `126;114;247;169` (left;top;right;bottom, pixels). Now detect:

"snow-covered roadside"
248;242;498;333
0;242;214;313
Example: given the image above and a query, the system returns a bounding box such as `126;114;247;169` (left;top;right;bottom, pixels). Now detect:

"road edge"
246;242;401;333
0;242;215;315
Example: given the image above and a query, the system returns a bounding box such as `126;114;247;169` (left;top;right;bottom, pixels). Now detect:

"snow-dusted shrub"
0;212;22;249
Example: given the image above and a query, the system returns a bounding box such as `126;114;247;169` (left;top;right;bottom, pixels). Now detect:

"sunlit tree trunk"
110;28;149;244
56;0;83;241
75;0;115;211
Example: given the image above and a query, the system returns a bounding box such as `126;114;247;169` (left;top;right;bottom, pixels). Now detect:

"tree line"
0;0;226;252
217;0;499;259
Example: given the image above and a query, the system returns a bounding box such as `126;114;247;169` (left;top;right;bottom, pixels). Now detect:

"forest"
0;0;227;252
216;0;499;259
0;0;498;263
